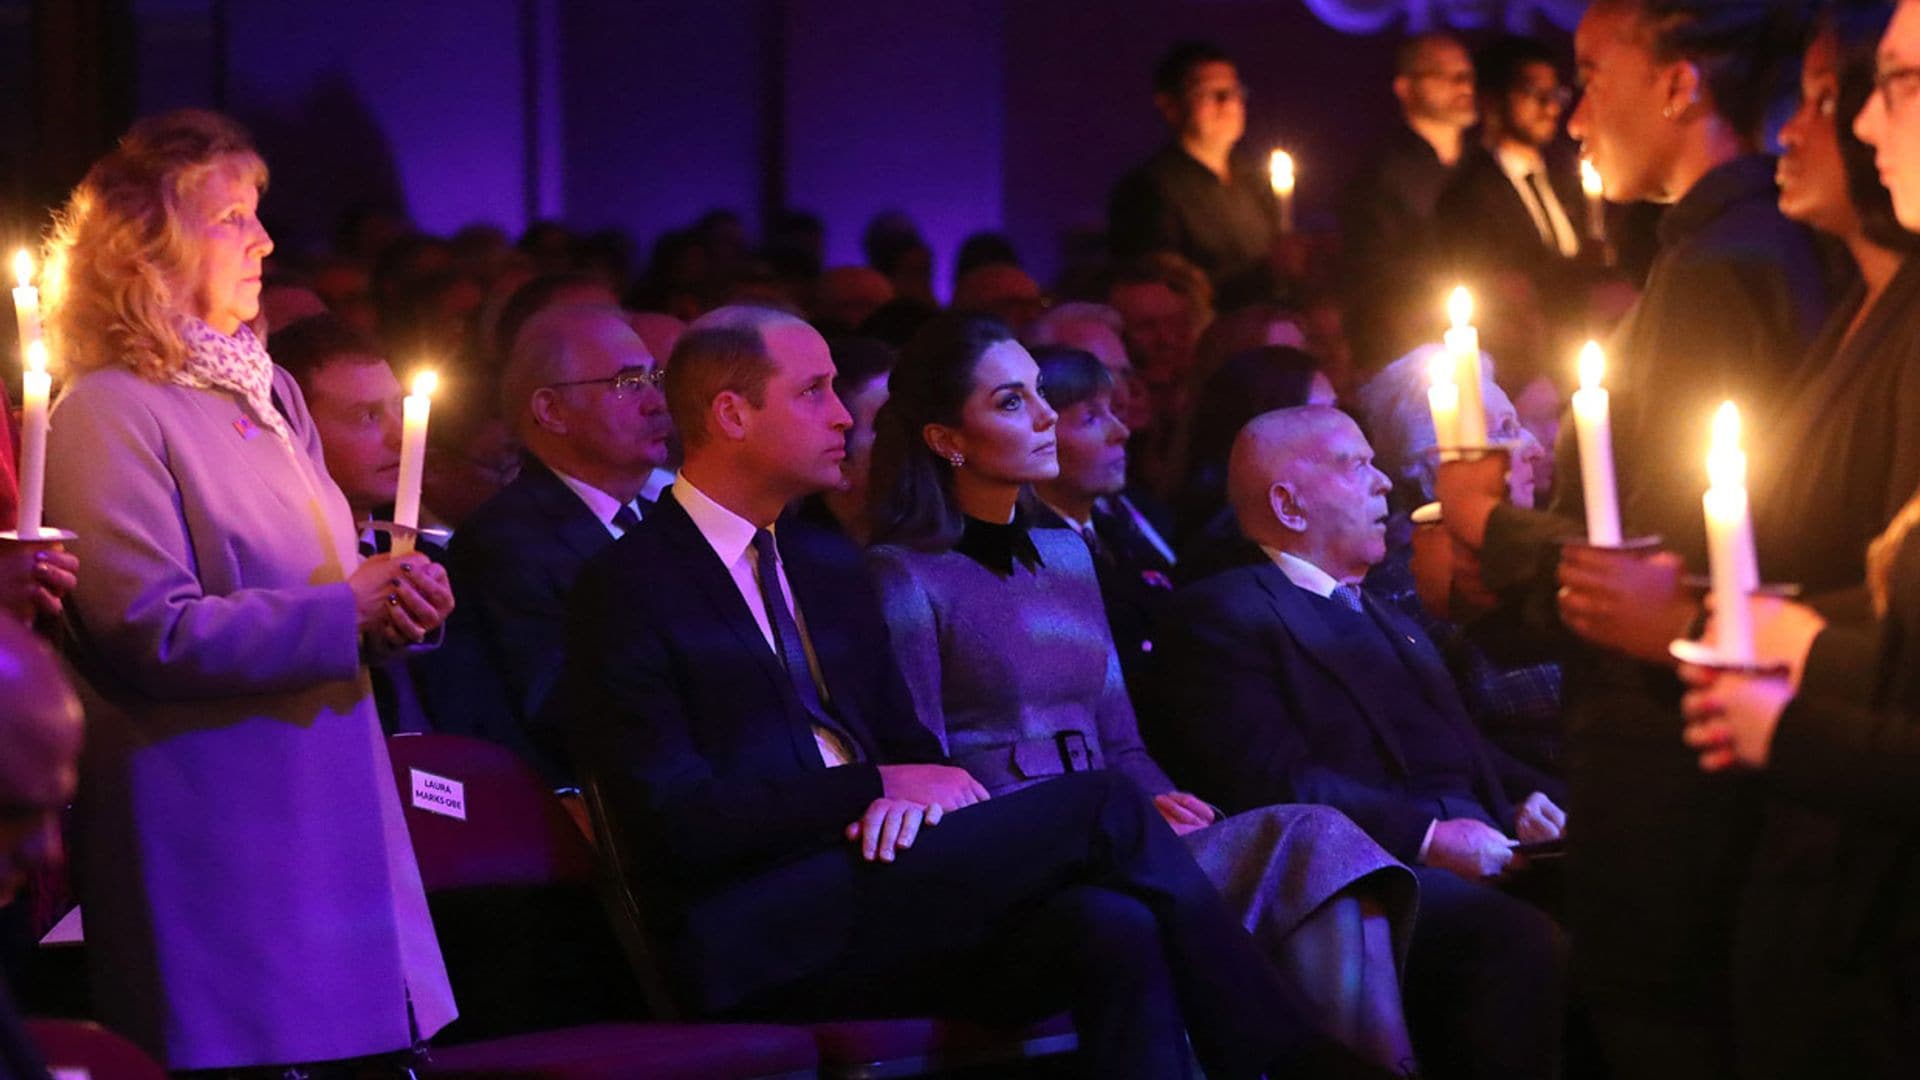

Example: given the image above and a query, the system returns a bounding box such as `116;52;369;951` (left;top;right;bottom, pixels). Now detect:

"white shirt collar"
550;466;638;537
1493;143;1546;181
641;466;675;504
672;470;764;569
1260;546;1345;599
1038;495;1095;533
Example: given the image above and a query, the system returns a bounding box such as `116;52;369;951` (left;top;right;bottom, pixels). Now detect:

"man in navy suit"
1148;405;1567;1080
437;303;673;782
560;307;1383;1080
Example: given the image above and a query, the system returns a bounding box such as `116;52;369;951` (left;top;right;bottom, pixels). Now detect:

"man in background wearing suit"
561;306;1385;1080
438;303;672;782
1149;405;1566;1080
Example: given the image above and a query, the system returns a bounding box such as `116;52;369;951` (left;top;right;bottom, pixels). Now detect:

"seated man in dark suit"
561;306;1384;1080
437;303;672;782
1149;405;1568;1079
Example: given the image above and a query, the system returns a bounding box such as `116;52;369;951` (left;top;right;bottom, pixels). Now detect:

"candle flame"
412;370;439;397
1708;401;1745;489
1581;158;1604;198
25;340;45;375
1578;341;1605;390
1447;286;1473;330
1268;149;1295;195
12;249;31;290
1429;349;1456;388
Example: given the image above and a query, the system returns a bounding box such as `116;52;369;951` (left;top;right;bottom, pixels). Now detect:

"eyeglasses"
545;366;666;398
1410;69;1475;87
1873;65;1920;113
1518;86;1572;109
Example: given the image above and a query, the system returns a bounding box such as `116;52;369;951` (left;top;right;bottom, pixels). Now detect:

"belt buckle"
1055;731;1091;773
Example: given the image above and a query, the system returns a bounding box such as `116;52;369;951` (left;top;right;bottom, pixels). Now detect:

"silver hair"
1025;301;1124;343
1353;343;1495;507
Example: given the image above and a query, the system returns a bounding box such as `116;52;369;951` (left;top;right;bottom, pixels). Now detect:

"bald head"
502;302;653;432
0;618;83;906
1229;405;1391;579
501;301;671;497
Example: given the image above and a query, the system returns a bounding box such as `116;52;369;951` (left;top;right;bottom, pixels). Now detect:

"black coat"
1145;559;1562;863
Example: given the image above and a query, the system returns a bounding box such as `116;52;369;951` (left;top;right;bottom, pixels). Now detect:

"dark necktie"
1092;502;1167;573
611;501;642;533
1523;172;1558;248
748;529;862;760
1329;582;1367;615
1077;521;1106;565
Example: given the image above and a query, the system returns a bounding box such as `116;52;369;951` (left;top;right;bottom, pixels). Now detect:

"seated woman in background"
41;109;457;1074
864;312;1419;1072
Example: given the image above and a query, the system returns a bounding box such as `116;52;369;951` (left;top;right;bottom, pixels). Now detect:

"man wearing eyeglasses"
438;302;674;782
1340;32;1477;372
1436;37;1590;283
1109;41;1285;308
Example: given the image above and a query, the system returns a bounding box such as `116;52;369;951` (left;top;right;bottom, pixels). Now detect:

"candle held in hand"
391;369;437;556
1571;342;1622;546
1427;348;1461;458
11;250;41;357
1442;286;1487;447
16;341;49;538
1703;401;1758;662
1269;149;1296;235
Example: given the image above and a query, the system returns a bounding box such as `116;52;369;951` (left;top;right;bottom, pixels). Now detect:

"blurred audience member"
814;265;896;335
1026;301;1149;433
799;336;896;544
863;210;937;305
951;263;1045;333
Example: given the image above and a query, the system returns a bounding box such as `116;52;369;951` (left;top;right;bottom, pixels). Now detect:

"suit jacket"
46;365;454;1068
1029;504;1173;702
1146;559;1561;863
435;455;617;782
1433;145;1588;280
562;492;944;1013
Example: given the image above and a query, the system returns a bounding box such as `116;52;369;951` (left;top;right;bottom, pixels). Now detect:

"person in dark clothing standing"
1340;32;1478;372
1109;42;1283;309
1433;2;1827;1075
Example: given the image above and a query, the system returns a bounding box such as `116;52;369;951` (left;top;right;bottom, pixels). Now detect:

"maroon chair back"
385;733;597;892
25;1019;167;1080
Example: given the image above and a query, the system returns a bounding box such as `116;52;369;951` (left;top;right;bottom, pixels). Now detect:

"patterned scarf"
171;317;289;439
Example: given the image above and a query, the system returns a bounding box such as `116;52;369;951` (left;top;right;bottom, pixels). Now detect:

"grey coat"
45;365;455;1069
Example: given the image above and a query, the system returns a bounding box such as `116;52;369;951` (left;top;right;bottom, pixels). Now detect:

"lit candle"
16;341;49;538
391;369;437;556
1703;401;1758;662
1269;149;1296;235
1427;348;1460;457
1580;158;1607;245
1442;286;1487;447
11;250;41;360
1571;341;1622;546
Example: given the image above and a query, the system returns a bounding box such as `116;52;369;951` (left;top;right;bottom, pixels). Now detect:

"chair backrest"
581;773;684;1020
385;733;597;892
25;1019;167;1080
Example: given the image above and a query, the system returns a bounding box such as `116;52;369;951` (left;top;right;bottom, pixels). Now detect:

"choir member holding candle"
1673;7;1920;1074
1429;0;1827;1072
37;110;457;1072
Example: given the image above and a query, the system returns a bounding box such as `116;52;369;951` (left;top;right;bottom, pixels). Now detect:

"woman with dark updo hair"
866;313;1421;1071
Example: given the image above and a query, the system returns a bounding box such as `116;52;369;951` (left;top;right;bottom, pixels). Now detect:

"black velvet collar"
955;508;1044;577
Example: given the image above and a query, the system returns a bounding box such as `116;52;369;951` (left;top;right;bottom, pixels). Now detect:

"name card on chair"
410;769;467;820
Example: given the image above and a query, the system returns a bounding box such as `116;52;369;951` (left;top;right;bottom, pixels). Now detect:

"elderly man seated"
1147;404;1567;1079
1356;345;1563;773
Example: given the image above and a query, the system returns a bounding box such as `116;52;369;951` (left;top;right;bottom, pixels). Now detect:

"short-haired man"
562;307;1381;1079
1340;32;1478;370
1150;406;1567;1076
439;303;672;781
1110;41;1283;308
1434;37;1590;304
0;618;82;1079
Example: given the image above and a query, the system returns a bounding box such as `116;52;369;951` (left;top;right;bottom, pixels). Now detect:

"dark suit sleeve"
1152;587;1443;861
445;516;572;745
566;554;883;877
1768;692;1920;822
1109;169;1182;259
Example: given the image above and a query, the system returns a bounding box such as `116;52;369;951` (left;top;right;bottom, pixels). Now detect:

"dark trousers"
1403;866;1565;1080
734;771;1350;1080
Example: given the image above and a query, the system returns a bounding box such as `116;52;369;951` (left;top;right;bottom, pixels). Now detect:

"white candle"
1442;286;1486;447
16;341;48;538
1703;401;1757;662
1269;149;1296;235
1571;341;1622;546
1427;348;1461;457
391;369;437;556
11;251;40;359
1581;158;1607;245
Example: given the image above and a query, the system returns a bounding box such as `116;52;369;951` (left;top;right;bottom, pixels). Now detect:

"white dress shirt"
1494;145;1579;258
551;467;645;539
672;472;854;767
